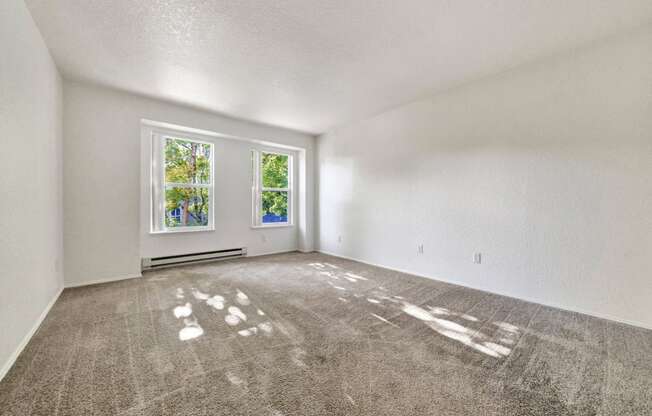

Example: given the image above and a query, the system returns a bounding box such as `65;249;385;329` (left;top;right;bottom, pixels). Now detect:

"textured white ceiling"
26;0;652;134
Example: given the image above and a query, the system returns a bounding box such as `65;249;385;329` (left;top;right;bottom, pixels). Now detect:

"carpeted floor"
1;252;650;415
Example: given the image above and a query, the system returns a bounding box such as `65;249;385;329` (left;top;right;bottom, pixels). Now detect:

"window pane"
165;138;212;184
261;153;288;188
261;191;288;223
165;187;210;227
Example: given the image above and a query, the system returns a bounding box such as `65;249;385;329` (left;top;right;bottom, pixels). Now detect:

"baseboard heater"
141;247;247;270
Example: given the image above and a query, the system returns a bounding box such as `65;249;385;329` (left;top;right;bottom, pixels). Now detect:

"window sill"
251;224;294;229
150;227;215;235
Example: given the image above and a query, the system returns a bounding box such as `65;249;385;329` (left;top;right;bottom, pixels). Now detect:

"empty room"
1;0;651;415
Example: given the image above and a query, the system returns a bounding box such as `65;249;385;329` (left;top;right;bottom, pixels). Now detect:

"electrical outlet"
417;244;424;254
337;235;342;243
473;252;482;264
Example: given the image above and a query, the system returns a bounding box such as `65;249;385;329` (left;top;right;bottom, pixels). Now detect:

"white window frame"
150;130;215;234
251;149;293;228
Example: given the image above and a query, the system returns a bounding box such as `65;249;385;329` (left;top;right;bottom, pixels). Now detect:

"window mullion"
158;134;166;231
165;183;211;188
257;150;263;225
261;187;289;192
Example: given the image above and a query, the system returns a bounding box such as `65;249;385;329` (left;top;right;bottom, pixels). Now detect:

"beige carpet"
1;252;650;415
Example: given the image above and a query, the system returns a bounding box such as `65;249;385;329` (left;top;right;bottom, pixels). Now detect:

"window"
251;150;292;227
151;134;214;233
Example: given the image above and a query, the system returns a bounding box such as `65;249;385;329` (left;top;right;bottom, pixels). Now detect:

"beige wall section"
317;27;652;329
0;0;64;379
63;81;315;288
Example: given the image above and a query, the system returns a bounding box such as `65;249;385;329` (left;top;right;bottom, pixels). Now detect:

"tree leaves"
261;153;289;220
165;138;211;184
261;153;288;188
165;187;209;227
262;191;288;218
164;138;212;227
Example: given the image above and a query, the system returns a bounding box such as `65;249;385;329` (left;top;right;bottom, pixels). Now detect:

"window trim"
150;130;215;234
251;149;293;228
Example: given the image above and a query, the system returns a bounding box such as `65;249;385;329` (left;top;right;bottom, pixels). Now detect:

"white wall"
317;27;652;329
0;0;63;378
63;81;315;287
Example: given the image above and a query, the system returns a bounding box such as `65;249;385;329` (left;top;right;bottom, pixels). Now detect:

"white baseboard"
316;250;652;331
65;273;142;288
0;286;64;382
